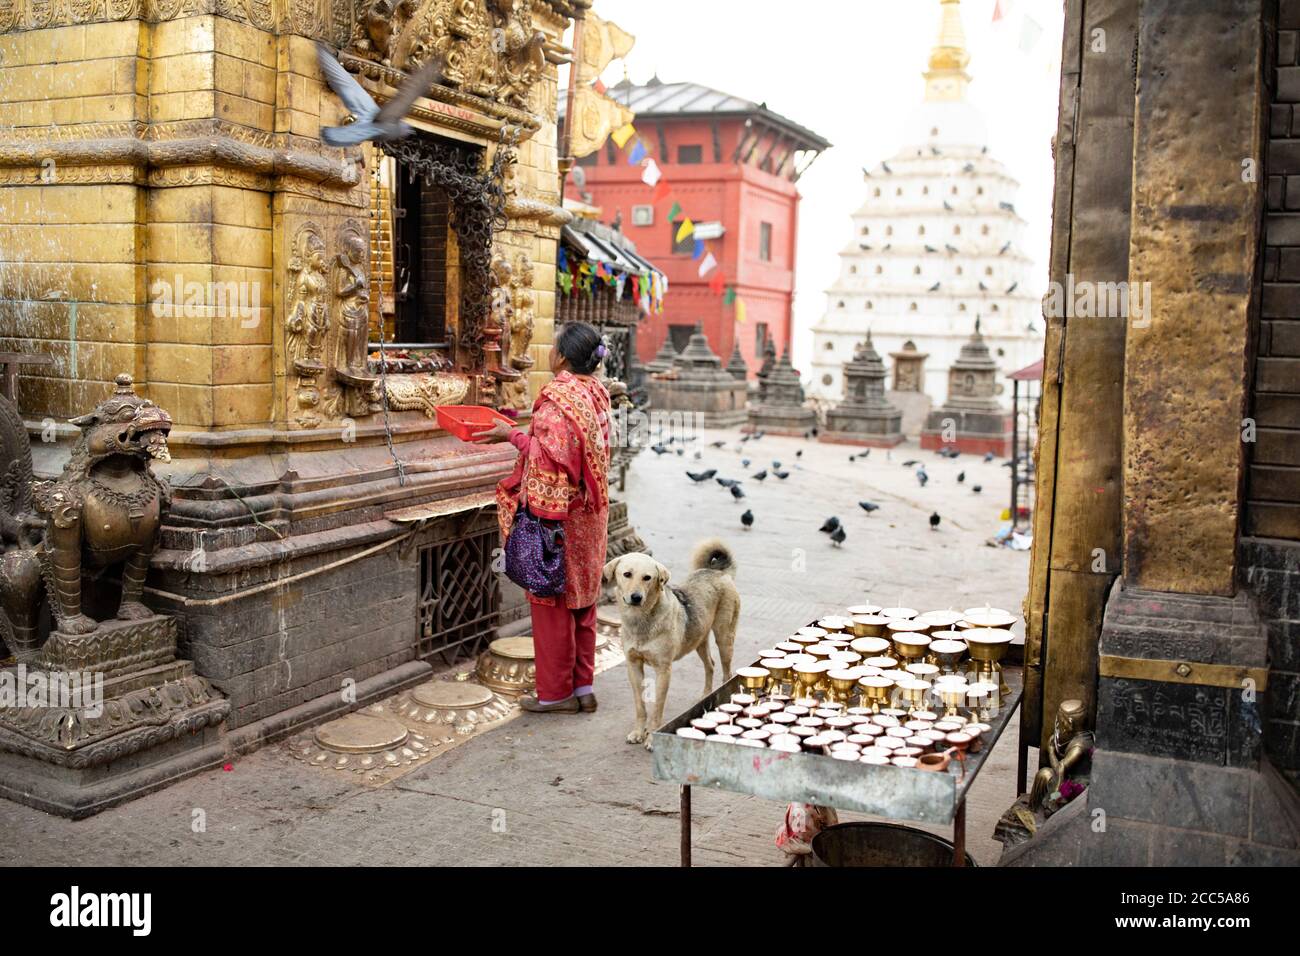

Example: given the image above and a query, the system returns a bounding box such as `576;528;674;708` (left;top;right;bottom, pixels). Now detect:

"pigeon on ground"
686;469;717;483
929;512;941;530
972;485;982;494
943;200;953;210
676;448;684;456
830;526;847;547
820;517;841;534
999;241;1012;255
848;454;856;462
741;509;754;530
742;458;751;468
693;450;702;460
774;470;790;479
924;244;938;253
710;440;726;448
859;501;880;513
730;485;746;501
796;450;803;459
916;467;929;488
859;449;870;458
650;444;668;455
753;430;766;440
752;470;768;482
772;460;781;469
316;44;444;147
984;451;996;462
902;459;919;467
716;477;739;488
957;471;965;484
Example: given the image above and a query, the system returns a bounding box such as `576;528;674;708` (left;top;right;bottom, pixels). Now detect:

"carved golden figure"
508;251;536;372
1029;698;1094;810
29;375;173;636
334;226;381;414
287;225;330;421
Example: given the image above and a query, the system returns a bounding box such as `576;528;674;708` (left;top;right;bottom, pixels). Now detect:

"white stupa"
809;0;1042;412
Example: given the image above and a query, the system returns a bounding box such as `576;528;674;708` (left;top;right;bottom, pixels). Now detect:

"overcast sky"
585;0;1065;368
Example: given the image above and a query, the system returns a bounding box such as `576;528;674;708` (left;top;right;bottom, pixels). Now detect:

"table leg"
952;799;966;867
680;785;692;868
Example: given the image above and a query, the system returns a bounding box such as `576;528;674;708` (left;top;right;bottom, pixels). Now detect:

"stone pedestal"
890;341;928;394
746;343;817;436
646;325;747;427
644;335;679;376
0;615;230;818
920;321;1011;455
821;334;904;447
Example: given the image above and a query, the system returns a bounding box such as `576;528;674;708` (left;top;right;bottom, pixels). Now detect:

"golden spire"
924;0;971;102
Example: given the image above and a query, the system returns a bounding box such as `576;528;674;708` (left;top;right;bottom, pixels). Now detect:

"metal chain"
372;155;407;486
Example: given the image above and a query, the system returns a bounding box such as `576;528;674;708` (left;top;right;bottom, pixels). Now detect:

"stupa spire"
924;0;971;102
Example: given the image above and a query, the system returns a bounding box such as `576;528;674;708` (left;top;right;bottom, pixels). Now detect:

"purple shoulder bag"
504;485;566;598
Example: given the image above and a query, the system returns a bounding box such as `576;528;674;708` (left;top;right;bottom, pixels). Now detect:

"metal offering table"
652;668;1022;867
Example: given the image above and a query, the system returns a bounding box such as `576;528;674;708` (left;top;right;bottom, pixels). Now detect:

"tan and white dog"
603;540;740;749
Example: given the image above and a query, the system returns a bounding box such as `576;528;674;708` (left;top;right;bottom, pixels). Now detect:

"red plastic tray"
435;404;515;441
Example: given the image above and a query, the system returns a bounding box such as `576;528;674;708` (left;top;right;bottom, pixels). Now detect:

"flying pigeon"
1006;281;1019;294
819;517;841;534
999;201;1016;213
979;281;988;291
716;477;741;489
830;526;847;548
881;161;893;174
316;44;444;147
962;162;975;173
943;200;953;211
901;459;919;467
930;146;942;156
741;509;754;530
928;281;941;292
998;242;1012;255
686;469;717;483
859;501;880;514
945;244;959;254
929;512;941;531
924;244;938;253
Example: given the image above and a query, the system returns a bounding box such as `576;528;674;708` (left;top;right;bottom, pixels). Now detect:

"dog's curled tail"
690;538;736;578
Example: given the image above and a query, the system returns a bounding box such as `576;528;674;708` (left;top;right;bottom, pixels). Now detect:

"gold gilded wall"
0;0;573;435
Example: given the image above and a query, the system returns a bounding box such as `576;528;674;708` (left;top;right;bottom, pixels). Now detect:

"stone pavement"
0;428;1032;866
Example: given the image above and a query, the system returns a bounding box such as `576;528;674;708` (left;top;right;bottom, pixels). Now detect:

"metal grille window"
417;529;501;665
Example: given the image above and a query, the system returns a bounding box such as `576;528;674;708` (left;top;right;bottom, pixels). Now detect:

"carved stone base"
745;403;818;436
37;615;178;678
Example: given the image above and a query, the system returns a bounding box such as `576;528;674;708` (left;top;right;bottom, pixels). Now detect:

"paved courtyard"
0;426;1032;866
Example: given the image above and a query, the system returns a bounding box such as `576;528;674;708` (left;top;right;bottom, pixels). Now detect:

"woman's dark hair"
556;321;605;375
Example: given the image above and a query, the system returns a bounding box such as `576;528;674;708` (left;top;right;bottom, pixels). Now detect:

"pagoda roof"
606;78;831;152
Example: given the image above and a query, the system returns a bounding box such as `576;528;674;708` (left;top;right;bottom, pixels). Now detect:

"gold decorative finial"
924;0;971;102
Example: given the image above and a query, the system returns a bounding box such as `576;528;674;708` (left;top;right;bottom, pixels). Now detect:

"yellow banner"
577;13;636;85
570;86;635;158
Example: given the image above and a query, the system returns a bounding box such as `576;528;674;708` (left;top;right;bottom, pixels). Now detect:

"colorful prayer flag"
675;218;694;243
708;270;726;295
641;158;662;187
723;286;737;305
692;238;705;260
558;272;573;295
611;123;636;148
992;0;1004;22
628;140;647;165
698;252;717;277
669;201;682;222
557;246;568;272
735;297;747;324
653;179;672;204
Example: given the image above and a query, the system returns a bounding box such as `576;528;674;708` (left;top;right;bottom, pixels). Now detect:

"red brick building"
566;78;829;375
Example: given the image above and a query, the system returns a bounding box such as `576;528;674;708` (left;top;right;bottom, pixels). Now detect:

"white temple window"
922;186;929;195
981;224;990;235
991;304;1000;312
837;300;846;308
959;303;967;311
985;267;993;275
866;301;873;309
909;302;918;311
874;265;883;274
873;187;881;197
861;226;870;235
885;226;893;236
951;186;958;195
824;341;834;350
850;265;858;274
918;225;926;235
953;225;961;235
930;127;939;136
913;265;921;275
977;186;984;195
895;187;903;196
956;266;964;275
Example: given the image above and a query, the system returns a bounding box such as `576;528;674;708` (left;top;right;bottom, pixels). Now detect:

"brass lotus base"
286;706;434;779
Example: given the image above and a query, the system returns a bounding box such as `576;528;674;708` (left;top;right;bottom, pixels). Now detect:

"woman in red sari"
477;322;611;714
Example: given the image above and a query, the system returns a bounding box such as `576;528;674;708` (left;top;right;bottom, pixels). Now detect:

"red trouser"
529;602;597;702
